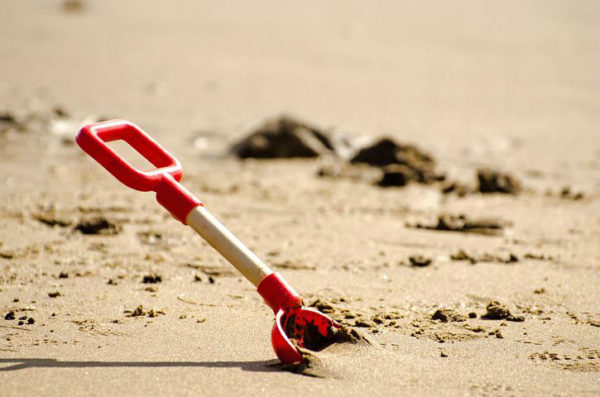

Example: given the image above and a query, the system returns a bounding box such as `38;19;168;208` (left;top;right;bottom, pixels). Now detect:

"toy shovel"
76;120;339;363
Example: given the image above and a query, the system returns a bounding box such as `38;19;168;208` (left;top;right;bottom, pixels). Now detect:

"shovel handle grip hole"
76;120;183;192
105;140;159;172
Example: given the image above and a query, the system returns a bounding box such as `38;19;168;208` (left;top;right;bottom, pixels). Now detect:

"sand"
0;0;599;395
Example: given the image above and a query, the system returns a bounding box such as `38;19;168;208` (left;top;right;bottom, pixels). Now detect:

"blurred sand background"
0;1;599;395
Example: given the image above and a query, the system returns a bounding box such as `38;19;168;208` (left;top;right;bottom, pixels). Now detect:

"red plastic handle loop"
76;120;183;191
76;120;201;224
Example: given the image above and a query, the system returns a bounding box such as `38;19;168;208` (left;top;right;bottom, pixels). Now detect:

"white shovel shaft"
186;205;273;287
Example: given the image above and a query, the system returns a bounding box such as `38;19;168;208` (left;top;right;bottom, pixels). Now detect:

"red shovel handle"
76;120;182;191
76;120;201;224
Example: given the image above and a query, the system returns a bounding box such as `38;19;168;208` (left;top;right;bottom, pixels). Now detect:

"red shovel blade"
257;273;340;363
271;307;340;364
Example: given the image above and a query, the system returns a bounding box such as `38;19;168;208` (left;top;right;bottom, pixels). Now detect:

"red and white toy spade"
76;120;339;364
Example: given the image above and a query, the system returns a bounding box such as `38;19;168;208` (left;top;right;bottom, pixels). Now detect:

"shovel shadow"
0;358;281;373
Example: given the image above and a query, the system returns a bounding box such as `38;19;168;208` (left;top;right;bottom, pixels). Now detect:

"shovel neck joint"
257;273;302;313
155;174;202;224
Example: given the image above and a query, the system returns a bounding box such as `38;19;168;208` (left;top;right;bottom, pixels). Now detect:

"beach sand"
0;1;599;395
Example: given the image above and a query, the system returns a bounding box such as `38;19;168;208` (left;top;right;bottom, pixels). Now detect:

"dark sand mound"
350;137;444;186
231;116;335;159
481;301;524;322
477;168;521;194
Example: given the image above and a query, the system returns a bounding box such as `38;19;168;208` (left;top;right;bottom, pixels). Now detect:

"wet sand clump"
142;274;162;284
450;249;519;264
409;255;433;267
378;164;422;187
231;116;335;159
308;299;335;314
432;309;467;323
482;301;524;322
125;305;165;318
559;186;585;200
477;168;521;194
413;214;509;236
74;217;121;235
350;138;444;186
